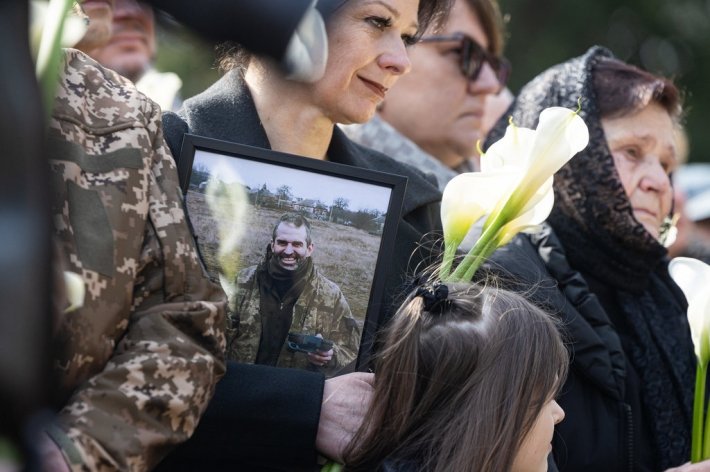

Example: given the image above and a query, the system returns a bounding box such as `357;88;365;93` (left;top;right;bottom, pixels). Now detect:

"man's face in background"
271;223;314;271
74;0;115;52
84;0;156;82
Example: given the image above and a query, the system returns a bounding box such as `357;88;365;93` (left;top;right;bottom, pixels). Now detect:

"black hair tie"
415;283;450;314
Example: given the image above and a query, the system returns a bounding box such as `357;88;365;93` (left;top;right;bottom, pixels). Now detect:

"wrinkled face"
75;0;115;51
88;0;156;82
379;0;501;168
308;0;420;125
602;103;677;239
511;398;565;472
271;223;314;270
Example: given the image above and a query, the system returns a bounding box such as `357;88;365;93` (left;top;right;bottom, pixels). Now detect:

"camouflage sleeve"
50;94;227;471
328;292;360;371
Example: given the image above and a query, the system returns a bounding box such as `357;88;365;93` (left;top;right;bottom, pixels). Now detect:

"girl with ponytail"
344;282;568;472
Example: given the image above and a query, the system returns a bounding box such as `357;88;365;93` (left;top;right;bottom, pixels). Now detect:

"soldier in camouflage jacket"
227;215;360;375
45;49;226;471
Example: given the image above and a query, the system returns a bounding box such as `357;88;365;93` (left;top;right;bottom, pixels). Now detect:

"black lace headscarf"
486;46;694;468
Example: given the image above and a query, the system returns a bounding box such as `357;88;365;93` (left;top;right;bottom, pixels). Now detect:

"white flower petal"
441;170;518;245
523;107;589;191
498;183;554;245
481;125;535;172
669;257;710;362
63;271;85;313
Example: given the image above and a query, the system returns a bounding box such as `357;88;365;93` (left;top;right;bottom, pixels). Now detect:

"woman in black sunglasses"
342;0;511;190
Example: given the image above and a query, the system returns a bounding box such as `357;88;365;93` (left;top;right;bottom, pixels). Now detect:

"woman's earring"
659;213;681;248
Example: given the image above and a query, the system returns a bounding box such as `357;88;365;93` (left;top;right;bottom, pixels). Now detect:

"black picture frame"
177;134;407;375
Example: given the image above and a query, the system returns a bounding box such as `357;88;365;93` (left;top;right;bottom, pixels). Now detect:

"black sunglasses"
419;33;511;92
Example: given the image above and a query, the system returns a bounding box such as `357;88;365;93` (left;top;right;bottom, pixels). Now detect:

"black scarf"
486;46;694;468
255;246;314;365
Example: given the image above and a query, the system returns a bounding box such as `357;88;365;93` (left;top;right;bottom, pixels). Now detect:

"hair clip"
415;283;450;314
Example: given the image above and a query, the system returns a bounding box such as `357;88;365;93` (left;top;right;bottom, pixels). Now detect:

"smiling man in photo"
228;213;360;375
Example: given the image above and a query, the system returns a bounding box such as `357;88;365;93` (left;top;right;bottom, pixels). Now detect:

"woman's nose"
378;39;412;76
552;400;565;425
468;61;500;96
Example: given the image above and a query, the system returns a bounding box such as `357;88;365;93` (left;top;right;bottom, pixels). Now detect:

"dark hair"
344;282;568;472
272;213;312;245
463;0;506;56
218;0;454;72
593;57;682;121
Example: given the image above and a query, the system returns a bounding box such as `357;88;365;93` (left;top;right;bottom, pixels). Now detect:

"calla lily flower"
441;106;589;281
31;1;86;61
497;180;554;246
440;170;517;276
205;165;248;282
34;0;79;118
670;257;710;363
63;271;85;314
669;256;710;462
481;124;536;172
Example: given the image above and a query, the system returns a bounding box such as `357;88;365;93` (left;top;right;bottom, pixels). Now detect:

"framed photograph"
177;135;407;377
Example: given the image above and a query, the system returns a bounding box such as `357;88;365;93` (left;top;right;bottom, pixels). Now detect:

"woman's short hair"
344;281;568;472
593;57;682;122
464;0;506;56
217;0;454;73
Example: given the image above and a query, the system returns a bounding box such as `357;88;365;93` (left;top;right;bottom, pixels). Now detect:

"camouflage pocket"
67;181;114;275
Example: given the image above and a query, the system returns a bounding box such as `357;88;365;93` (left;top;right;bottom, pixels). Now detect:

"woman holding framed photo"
159;0;452;470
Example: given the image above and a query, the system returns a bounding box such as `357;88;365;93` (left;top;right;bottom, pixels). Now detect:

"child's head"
345;281;568;472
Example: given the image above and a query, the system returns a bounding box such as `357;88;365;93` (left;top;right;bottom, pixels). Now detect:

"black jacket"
486;226;691;472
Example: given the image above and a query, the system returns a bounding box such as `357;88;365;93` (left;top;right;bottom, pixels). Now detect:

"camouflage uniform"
227;260;360;374
46;50;226;472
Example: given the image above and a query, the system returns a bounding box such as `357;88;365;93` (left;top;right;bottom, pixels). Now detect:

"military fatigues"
47;50;226;471
227;263;360;374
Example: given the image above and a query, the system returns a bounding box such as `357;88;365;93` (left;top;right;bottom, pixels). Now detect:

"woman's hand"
316;372;374;462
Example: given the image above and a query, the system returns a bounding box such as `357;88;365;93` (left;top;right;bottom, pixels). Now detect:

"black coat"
158;69;442;472
486;226;691;472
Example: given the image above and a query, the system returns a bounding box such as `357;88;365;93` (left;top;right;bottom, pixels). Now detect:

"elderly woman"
484;46;702;471
158;0;451;470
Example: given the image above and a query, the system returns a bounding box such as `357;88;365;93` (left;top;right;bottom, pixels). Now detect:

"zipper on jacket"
623;402;634;472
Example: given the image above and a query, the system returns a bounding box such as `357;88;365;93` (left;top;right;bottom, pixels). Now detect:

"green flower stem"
36;0;74;121
440;241;459;280
450;205;511;281
702;362;710;460
693;362;706;462
321;461;343;472
461;235;501;282
449;222;497;281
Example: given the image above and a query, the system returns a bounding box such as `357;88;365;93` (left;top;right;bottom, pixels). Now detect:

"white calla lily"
63;271;85;314
205;166;248;282
441;170;516;247
498;181;554;246
440;170;517;277
443;105;588;281
669;257;710;462
480;124;536;172
669;257;710;364
507;106;589;209
31;1;87;60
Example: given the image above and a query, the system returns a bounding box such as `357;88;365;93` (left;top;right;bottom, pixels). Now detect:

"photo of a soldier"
228;213;361;375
